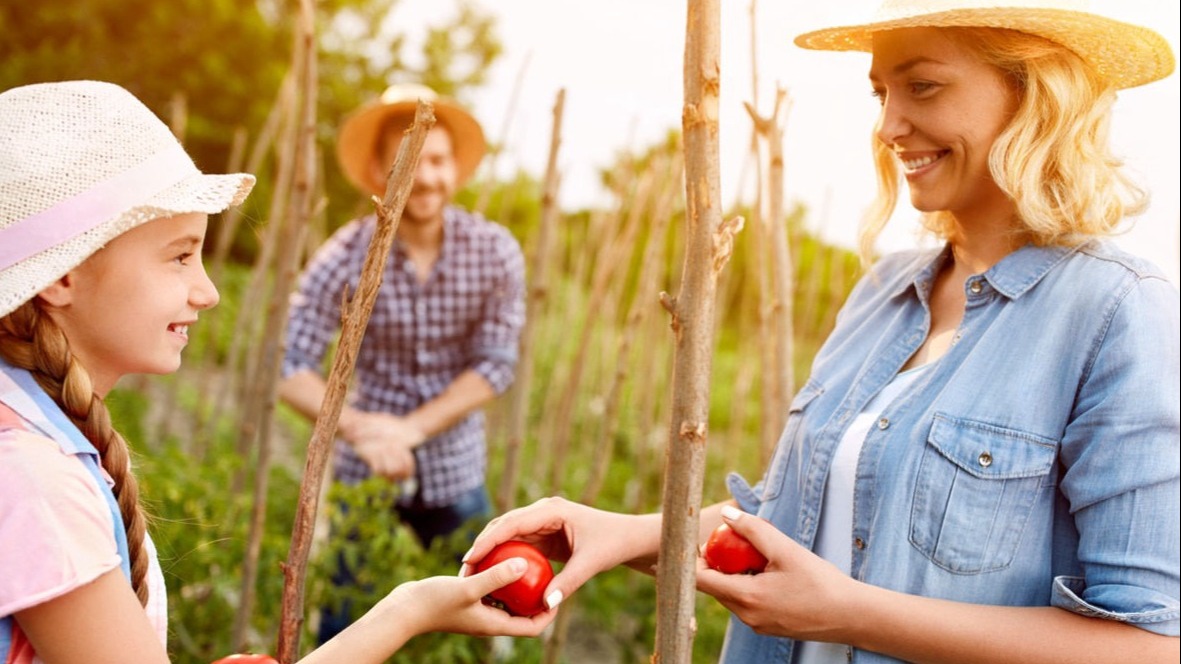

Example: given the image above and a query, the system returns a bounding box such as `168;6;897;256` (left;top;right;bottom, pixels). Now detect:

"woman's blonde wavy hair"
0;301;151;606
860;27;1148;264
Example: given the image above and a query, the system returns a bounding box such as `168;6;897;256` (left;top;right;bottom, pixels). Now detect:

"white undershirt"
795;365;927;664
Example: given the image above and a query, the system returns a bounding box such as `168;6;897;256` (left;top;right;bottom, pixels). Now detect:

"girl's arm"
16;568;171;664
301;557;552;663
17;560;553;664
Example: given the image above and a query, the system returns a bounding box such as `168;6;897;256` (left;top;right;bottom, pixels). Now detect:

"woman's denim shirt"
722;241;1180;663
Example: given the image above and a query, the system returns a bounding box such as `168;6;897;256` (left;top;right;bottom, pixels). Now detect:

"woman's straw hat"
795;0;1175;90
336;83;486;195
0;80;255;318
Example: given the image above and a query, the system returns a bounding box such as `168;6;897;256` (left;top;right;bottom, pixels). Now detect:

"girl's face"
41;212;219;395
870;28;1018;225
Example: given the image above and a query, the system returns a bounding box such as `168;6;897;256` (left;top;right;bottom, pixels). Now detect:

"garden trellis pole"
275;101;435;663
232;0;318;649
497;87;565;512
654;0;743;660
745;86;795;462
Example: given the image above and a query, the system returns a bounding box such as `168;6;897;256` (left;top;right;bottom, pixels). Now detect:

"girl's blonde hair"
0;302;150;606
860;27;1147;263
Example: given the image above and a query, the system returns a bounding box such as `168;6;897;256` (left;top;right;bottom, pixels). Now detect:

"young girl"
0;80;553;663
465;1;1180;662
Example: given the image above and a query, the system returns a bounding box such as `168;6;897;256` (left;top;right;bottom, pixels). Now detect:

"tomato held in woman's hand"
472;540;555;616
703;522;768;574
210;655;279;664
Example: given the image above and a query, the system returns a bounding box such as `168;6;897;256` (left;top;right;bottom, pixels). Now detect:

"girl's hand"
694;506;861;643
462;497;660;612
391;557;555;638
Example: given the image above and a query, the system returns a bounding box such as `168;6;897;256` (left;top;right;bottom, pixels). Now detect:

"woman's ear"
35;272;76;308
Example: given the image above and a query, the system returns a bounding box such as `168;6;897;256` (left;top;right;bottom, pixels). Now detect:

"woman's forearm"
846;581;1178;664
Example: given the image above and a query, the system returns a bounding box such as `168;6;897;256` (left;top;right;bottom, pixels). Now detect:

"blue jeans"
316;484;491;645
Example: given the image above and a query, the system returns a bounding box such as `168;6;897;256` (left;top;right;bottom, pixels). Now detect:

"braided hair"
0;300;150;605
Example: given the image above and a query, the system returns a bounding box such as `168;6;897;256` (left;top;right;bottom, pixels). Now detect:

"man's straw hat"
0;80;255;318
336;83;486;195
795;0;1175;90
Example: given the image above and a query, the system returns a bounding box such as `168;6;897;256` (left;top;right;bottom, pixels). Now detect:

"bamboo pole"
542;153;681;664
474;52;532;216
745;87;795;464
274;100;437;664
654;0;740;660
546;166;653;492
497;88;565;512
581;154;680;504
212;86;298;452
232;0;318;649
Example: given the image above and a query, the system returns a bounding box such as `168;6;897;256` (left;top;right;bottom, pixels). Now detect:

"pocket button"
977;451;993;467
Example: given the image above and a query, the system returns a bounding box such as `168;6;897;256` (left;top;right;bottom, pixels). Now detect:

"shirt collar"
897;242;1077;301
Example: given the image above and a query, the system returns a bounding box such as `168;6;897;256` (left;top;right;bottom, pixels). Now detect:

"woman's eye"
870;88;886;104
910;81;938;95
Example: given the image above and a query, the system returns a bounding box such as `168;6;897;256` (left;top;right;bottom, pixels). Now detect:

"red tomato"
210;655;279;664
471;540;555;617
703;522;768;574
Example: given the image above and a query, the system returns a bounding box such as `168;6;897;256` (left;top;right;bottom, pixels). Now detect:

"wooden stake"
234;0;318;649
654;1;739;660
497;87;565;512
274;101;436;662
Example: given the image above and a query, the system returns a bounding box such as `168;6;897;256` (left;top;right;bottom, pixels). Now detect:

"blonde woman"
467;2;1180;662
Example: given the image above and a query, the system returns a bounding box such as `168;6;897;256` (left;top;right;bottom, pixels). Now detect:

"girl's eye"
174;252;194;265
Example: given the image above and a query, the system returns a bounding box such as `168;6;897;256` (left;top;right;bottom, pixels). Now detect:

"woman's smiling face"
870;27;1019;224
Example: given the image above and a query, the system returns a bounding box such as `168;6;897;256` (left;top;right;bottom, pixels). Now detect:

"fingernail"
721;505;743;521
461;547;473;563
508;557;527;574
545;589;564;610
458;563;469;577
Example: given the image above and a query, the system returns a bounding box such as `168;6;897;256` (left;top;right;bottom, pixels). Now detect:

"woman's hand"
462;497;661;611
695;506;861;643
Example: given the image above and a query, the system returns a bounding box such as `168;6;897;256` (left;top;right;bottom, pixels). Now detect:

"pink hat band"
0;143;196;272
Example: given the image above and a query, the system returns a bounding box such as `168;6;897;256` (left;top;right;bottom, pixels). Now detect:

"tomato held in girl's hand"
210;655;279;664
703;522;768;574
472;540;555;616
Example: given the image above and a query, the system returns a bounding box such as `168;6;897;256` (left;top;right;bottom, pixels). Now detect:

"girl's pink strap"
0;144;196;272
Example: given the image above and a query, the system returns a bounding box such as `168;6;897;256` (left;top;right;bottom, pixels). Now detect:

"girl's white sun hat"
0;80;255;318
794;0;1175;90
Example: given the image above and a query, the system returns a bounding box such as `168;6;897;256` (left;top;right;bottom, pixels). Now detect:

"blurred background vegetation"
3;1;859;661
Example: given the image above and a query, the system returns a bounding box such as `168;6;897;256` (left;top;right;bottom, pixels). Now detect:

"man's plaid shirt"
282;206;525;507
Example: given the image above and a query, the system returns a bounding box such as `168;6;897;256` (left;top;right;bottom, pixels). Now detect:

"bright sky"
393;0;1180;282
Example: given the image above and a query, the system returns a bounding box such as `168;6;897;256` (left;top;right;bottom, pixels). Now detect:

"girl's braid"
0;301;150;605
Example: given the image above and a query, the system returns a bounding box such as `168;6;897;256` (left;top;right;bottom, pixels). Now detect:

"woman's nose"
874;96;912;148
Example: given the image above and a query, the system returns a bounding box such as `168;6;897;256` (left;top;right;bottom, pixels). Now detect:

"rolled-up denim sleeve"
469;231;526;395
1055;275;1180;636
282;221;365;379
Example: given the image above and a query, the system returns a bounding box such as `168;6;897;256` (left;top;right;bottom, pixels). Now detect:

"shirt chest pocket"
910;414;1059;574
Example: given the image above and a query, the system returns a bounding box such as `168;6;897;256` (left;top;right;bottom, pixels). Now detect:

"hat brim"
336;97;486;195
0;171;254;318
794;8;1175;90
